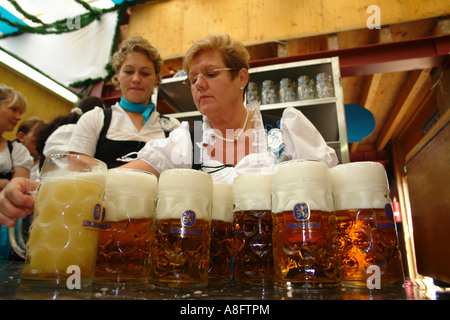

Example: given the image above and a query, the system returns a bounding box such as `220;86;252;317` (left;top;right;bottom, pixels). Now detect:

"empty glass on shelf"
247;82;260;104
261;80;278;104
316;72;334;98
297;75;316;100
279;78;296;102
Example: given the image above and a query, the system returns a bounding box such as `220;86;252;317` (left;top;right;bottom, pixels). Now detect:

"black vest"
0;140;14;180
94;108;144;168
94;108;173;168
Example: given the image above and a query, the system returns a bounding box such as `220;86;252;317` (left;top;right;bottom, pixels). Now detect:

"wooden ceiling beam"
250;34;450;77
351;26;393;152
351;73;383;152
376;68;433;150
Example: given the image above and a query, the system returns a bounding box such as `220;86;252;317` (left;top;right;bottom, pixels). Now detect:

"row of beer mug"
11;154;404;290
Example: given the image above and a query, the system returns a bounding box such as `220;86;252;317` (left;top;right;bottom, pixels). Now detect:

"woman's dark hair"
36;96;105;155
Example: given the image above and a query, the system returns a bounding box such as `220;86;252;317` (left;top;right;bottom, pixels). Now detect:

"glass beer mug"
149;168;213;289
209;182;234;284
233;173;273;286
330;162;404;289
95;168;157;283
271;159;340;289
10;154;107;287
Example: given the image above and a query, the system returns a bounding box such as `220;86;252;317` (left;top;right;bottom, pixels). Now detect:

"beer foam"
41;170;107;187
271;160;333;212
106;168;157;194
42;154;107;176
212;182;233;222
330;162;390;210
103;169;157;221
156;169;213;221
271;159;331;188
158;169;212;197
233;173;271;211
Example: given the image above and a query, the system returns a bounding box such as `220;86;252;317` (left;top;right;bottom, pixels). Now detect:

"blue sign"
181;210;196;227
293;203;310;221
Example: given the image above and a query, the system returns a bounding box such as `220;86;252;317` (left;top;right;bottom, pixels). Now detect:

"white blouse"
69;103;180;158
137;102;338;185
43;123;76;157
0;140;33;174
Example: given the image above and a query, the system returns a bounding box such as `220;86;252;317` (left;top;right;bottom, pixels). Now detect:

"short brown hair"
183;34;250;79
16;117;45;136
111;36;163;89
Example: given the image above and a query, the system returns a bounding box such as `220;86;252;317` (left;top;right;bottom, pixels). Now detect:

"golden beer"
272;210;339;286
335;208;404;286
233;174;273;286
95;217;154;282
150;218;211;287
331;162;404;289
210;220;233;282
271;160;340;289
209;183;234;284
95;168;157;283
149;169;213;289
21;154;107;287
233;209;274;284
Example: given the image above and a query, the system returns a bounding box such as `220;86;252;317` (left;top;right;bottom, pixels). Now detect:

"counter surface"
1;261;445;302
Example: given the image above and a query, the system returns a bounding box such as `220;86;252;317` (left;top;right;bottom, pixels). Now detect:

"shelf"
156;57;349;163
258;97;337;111
165;97;337;118
158;75;196;113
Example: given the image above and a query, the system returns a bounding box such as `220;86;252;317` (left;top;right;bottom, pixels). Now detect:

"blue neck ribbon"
119;97;156;124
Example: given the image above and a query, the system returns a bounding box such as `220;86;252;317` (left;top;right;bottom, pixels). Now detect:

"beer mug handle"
9;219;26;259
8;190;36;259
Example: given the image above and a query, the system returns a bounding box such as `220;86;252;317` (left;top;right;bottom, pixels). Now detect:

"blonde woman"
68;36;179;168
125;34;338;183
0;84;33;191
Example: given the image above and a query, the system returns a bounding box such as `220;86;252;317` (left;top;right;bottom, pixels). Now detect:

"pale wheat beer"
95;168;157;283
149;169;213;288
272;159;340;289
233;173;273;286
209;182;234;284
330;162;404;289
20;154;107;287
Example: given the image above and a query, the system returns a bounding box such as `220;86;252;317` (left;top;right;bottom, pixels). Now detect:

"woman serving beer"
0;34;337;226
123;34;338;184
68;36;179;168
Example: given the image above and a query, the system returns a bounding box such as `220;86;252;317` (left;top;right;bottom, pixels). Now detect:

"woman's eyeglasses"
184;68;235;87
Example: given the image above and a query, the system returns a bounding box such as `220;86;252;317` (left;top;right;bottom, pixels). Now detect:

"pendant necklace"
214;108;249;143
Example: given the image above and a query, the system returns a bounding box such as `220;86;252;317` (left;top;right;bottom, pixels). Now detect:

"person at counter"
122;34;338;184
15;117;46;181
0;84;33;190
68;35;179;168
0;84;33;259
0;34;337;227
37;96;105;168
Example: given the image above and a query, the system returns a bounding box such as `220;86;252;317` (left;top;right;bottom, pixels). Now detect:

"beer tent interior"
0;0;449;288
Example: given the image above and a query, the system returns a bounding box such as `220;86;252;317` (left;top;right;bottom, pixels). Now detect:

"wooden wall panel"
405;114;450;284
128;0;450;59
